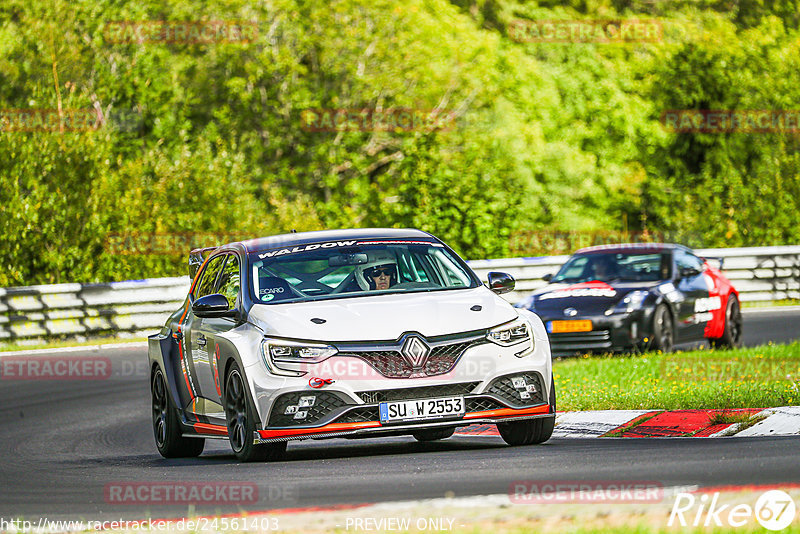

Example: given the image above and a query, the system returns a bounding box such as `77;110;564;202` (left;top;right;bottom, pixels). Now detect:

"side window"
217;255;241;308
558;256;588;279
194;255;226;299
676;250;704;273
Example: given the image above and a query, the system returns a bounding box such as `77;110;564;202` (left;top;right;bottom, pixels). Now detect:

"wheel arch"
216;337;266;429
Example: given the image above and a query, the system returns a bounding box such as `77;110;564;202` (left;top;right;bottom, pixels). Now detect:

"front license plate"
379;396;465;424
549;320;592;333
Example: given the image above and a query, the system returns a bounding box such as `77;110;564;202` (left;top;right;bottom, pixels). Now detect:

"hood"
247;287;518;342
529;280;660;317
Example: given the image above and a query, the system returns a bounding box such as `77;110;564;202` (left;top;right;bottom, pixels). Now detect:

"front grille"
487;372;545;407
345;350;414;378
268;391;349;427
549;330;612;354
336;407;380;423
356;381;480;403
424;341;480;375
465;397;505;412
338;336;487;379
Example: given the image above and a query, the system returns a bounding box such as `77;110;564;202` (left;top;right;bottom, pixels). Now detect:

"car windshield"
551;252;671;283
248;239;479;304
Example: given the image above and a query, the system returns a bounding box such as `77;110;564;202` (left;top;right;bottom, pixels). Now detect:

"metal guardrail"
1;246;799;340
469;245;800;304
0;277;190;340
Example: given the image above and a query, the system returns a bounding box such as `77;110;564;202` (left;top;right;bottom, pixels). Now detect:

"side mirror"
487;272;515;295
542;273;553;282
679;266;701;279
192;294;236;318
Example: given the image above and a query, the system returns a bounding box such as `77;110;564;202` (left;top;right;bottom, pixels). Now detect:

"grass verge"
554;342;800;410
741;299;800;308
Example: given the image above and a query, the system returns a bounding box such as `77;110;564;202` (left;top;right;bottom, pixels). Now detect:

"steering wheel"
330;271;358;295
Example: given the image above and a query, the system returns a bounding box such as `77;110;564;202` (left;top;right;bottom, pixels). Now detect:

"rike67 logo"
669;490;796;530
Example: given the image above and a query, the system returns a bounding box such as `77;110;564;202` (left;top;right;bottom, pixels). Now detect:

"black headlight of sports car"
607;290;650;314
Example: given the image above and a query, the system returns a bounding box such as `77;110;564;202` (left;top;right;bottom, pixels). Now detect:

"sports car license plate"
379;396;465;423
549;320;592;333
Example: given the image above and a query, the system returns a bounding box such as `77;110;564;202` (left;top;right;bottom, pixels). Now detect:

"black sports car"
515;243;742;356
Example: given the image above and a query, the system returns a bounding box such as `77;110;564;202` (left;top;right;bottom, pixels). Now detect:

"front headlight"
608;290;650;314
261;338;337;375
487;317;534;356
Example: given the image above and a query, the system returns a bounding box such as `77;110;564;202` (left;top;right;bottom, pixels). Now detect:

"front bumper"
254;404;553;443
254;371;551;442
541;308;656;356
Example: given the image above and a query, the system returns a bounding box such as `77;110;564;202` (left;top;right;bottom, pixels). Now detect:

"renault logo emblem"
401;336;430;369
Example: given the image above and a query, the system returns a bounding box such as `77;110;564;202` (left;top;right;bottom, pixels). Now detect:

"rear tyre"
151;368;204;458
709;294;742;349
224;362;287;462
650;304;674;353
497;376;556;446
412;428;455;442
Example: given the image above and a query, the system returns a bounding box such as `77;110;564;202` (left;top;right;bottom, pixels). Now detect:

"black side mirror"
679;266;701;279
192;293;236;318
487;272;515;294
542;273;553;282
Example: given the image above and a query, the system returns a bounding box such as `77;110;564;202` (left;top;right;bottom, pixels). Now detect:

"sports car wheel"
151;368;204;458
709;294;743;349
651;304;674;353
224;362;286;462
412;428;456;442
498;376;556;446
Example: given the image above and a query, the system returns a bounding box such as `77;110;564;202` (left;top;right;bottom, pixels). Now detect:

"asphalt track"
0;309;798;521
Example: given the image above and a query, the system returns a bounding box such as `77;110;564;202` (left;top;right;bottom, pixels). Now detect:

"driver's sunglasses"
367;266;395;278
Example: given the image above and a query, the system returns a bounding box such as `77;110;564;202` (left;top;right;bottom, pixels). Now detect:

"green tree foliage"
641;14;800;247
0;0;798;285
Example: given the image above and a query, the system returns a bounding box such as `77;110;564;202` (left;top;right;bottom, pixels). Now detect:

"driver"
590;256;618;281
355;251;399;291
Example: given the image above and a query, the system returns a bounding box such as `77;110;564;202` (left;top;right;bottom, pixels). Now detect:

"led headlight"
487;317;532;348
608;290;650;314
261;338;337;375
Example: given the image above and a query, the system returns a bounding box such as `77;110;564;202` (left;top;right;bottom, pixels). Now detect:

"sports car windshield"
552;252;671;283
248;240;479;304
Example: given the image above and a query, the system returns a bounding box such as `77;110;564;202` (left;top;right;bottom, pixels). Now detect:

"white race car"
148;229;555;462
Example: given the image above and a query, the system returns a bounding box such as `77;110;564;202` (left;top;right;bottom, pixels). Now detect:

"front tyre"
151;368;204;458
224;362;286;462
650;304;675;353
498;376;556;446
709;294;743;349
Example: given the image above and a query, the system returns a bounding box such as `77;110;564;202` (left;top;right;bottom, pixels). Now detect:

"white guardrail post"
1;246;798;340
